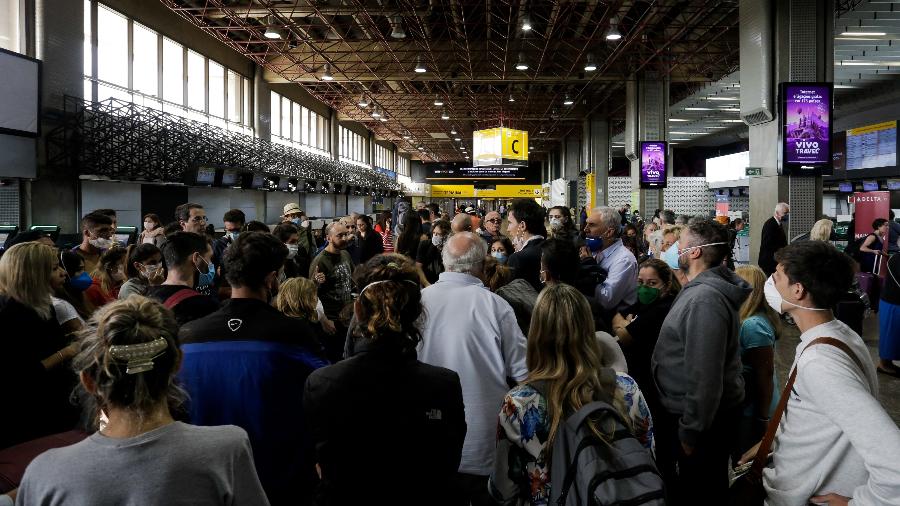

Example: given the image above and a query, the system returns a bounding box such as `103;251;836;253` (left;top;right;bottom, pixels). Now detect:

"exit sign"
746;167;762;176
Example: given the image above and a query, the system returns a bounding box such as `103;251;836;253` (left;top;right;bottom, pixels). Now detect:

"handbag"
728;337;864;506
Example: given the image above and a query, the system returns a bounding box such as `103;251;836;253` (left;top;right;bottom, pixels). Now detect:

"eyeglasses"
486;219;502;224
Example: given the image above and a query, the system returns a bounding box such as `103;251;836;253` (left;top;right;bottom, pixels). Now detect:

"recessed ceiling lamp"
515;53;529;71
263;16;282;39
390;16;406;39
441;110;450;120
584;54;598;72
508;94;515;102
521;16;532;31
414;56;427;73
357;95;369;107
434;95;444;106
320;64;334;81
605;17;622;41
563;94;574;105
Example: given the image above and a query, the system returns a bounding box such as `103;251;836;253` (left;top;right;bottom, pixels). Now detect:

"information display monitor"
639;141;668;189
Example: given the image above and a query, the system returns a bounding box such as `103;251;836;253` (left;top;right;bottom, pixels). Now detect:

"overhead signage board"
639;141;667;189
473;127;529;167
745;167;762;176
779;82;833;176
426;165;525;180
430;184;541;198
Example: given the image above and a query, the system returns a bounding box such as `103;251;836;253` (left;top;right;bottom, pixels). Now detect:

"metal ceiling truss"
46;96;400;190
163;0;740;161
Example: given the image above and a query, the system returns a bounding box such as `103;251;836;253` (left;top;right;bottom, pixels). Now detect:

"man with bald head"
418;232;528;504
479;211;503;244
451;213;473;234
310;221;354;361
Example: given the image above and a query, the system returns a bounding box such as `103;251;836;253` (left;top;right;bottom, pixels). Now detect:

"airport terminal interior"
1;0;900;505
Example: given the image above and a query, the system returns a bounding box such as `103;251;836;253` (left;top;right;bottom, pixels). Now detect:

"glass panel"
0;0;21;53
97;82;132;103
301;107;309;144
83;77;92;103
243;78;251;127
292;103;301;142
132;23;158;97
186;50;205;111
270;92;280;137
208;60;225;118
227;70;240;122
162;38;184;105
83;0;91;91
97;5;128;87
281;97;291;140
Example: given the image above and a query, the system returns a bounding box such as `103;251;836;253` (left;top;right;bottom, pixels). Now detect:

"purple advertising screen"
640;141;667;189
782;83;832;173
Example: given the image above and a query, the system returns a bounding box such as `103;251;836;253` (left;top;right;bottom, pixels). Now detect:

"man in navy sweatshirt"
651;218;751;504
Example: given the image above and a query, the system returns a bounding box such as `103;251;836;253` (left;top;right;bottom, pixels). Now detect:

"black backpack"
535;371;666;506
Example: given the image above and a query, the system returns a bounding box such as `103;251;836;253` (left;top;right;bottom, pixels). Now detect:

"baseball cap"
465;206;476;214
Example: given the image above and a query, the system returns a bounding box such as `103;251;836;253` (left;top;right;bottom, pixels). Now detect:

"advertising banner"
853;190;890;278
715;194;730;223
639;141;667;188
430;184;541;199
782;83;832;171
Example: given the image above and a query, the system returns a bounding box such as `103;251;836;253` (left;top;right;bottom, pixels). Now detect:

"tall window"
397;155;410;177
84;2;252;134
271;91;330;155
339;126;368;166
374;143;394;171
0;0;23;54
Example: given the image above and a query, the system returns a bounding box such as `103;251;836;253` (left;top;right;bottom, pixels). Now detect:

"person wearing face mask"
505;198;547;291
758;202;790;277
489;237;514;265
650;218;750;504
146;232;220;326
547;205;580;246
85;247;128;308
612;258;681;413
659;226;690;288
282;203;317;263
139;213;166;247
54;250;96;324
118;243;164;300
72;212;115;275
178;232;328;506
736;241;900;506
580;206;639;316
415;219;451;285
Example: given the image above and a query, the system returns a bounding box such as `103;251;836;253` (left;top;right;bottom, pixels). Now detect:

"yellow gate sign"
473;127;529;167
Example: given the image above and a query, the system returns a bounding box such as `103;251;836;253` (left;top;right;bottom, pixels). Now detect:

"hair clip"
386;262;400;269
108;337;168;375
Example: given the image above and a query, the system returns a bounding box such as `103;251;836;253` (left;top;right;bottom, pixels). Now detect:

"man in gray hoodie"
651;218;751;505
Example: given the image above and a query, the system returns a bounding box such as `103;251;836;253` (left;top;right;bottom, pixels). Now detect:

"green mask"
637;284;661;305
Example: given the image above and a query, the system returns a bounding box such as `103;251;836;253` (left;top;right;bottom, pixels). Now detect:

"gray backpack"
536;372;666;506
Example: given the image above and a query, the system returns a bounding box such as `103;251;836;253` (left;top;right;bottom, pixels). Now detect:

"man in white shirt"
742;240;900;506
582;206;638;311
418;232;528;506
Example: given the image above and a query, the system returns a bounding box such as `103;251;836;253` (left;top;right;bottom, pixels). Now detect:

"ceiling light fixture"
441;110;450;120
263;16;282;39
390;16;406;39
707;96;738;101
357;95;369;107
508;94;515;102
605;17;622;41
454;137;462;141
839;31;886;36
539;127;546;134
320;64;334;81
450;127;457;135
669;118;688;122
522;16;532;31
563;94;574;105
684;107;712;111
414;56;427;73
371;108;381;118
584;54;598;72
402;133;411;139
418;145;425;151
434;94;444;106
515;53;529;71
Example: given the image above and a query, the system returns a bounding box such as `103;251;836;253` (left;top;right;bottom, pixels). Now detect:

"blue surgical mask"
585;236;604;253
661;241;681;271
781;214;789;223
196;257;215;289
291;217;302;225
492;251;508;264
66;272;93;292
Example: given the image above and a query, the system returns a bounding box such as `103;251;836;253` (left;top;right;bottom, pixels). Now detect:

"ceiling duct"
739;0;774;125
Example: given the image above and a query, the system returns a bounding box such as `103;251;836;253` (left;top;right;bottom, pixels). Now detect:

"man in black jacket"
758;202;790;276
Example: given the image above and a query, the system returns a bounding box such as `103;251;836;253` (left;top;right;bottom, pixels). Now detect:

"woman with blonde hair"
275;276;327;354
16;296;269;505
810;218;834;242
303;254;466;504
489;283;654;505
0;242;81;449
732;264;780;462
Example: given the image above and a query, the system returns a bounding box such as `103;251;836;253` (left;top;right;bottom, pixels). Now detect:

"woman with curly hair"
303;254;466;505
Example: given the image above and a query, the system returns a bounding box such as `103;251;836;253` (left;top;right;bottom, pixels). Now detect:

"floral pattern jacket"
488;373;655;506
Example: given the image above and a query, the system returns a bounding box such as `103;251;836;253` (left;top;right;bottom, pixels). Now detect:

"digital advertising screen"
639;141;668;189
780;83;833;175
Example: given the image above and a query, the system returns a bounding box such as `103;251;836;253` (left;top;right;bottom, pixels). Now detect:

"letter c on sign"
512;139;519;154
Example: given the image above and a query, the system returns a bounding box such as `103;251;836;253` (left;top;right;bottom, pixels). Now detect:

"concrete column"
746;0;832;263
564;137;581;181
584;116;610;207
626;73;669;217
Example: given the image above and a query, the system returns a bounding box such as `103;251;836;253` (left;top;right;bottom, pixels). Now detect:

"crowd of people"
0;198;899;506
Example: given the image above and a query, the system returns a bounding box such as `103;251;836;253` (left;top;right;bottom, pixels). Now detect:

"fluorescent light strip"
670;131;702;135
685;107;713;111
839;32;886;37
669;118;689;122
721;119;744;123
707;97;739;101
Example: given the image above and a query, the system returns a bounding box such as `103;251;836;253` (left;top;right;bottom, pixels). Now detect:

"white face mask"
764;275;827;314
549;217;563;229
144;222;155;231
300;220;310;229
89;236;114;250
432;234;446;248
286;244;299;259
142;263;163;281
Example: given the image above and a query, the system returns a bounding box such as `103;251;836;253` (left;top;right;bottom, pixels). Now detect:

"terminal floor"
773;313;900;426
